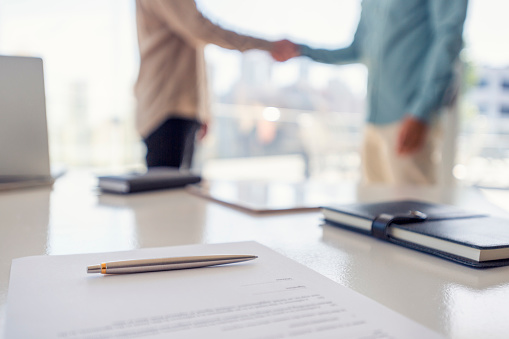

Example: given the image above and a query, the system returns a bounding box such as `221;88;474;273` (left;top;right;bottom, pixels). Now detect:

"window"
2;0;509;186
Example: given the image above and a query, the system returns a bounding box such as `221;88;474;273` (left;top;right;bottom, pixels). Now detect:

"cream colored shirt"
134;0;273;137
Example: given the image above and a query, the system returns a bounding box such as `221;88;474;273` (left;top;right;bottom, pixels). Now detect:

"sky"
462;0;509;66
197;0;360;46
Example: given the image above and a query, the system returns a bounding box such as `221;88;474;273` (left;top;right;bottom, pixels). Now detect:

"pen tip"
87;265;101;274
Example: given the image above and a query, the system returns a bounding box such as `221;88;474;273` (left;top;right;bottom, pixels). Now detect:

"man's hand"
197;122;208;141
271;39;300;62
397;115;428;156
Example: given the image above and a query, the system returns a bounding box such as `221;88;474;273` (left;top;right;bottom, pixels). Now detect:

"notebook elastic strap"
372;211;428;240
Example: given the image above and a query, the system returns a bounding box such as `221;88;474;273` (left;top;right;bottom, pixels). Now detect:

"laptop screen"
0;55;51;178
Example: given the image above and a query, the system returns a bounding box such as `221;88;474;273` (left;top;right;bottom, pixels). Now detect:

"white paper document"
6;241;443;338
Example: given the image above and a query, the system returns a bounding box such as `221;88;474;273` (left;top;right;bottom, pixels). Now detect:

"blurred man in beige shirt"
135;0;289;169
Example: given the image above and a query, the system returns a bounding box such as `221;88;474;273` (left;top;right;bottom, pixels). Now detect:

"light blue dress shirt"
300;0;468;125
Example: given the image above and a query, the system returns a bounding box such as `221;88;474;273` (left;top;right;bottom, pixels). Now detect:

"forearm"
299;44;361;65
189;17;272;52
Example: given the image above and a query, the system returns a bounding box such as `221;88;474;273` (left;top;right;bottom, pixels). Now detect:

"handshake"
270;40;300;62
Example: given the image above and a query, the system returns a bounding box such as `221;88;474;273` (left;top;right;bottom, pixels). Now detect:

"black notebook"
98;167;201;194
321;200;509;268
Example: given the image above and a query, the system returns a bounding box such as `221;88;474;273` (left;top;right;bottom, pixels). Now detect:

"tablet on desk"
187;179;352;214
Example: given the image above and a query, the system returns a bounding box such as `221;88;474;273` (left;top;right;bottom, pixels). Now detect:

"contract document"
5;241;443;338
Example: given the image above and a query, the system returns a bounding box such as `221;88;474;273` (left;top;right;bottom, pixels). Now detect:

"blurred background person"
135;0;289;169
277;0;468;185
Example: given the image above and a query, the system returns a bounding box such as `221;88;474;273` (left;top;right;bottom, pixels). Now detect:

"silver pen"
87;254;257;275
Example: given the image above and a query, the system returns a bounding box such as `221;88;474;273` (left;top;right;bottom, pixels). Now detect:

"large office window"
0;0;140;170
196;0;366;181
1;0;508;186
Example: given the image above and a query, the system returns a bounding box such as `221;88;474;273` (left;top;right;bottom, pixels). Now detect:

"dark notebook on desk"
98;167;201;194
321;200;509;268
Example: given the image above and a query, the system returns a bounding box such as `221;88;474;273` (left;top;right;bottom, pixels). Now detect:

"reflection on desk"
321;223;509;338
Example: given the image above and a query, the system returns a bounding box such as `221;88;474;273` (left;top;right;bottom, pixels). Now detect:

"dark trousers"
143;116;201;169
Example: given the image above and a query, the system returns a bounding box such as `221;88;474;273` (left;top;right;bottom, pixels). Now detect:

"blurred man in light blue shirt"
278;0;468;184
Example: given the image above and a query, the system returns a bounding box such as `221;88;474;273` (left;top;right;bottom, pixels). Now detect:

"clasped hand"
271;39;300;62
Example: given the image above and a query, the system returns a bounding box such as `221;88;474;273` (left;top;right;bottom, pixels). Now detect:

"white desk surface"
1;172;509;339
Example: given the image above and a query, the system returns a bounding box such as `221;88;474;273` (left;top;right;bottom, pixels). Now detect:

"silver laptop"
0;55;54;190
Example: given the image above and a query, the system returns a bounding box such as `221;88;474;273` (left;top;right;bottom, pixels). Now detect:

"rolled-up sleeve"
299;42;361;65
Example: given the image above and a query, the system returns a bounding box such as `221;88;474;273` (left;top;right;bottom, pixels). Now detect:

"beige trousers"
361;120;442;185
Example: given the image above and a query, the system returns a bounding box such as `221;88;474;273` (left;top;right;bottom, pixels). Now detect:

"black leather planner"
321;200;509;268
